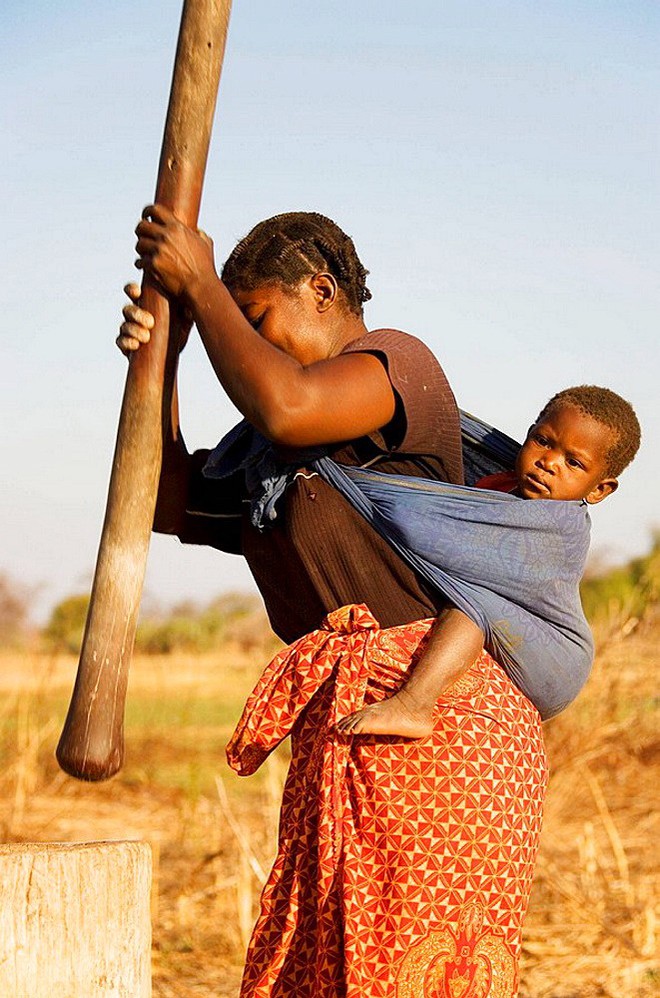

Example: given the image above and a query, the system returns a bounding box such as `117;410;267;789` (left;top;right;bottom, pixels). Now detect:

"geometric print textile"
227;604;548;998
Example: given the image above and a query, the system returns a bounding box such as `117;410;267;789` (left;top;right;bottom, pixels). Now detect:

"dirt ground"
1;615;658;997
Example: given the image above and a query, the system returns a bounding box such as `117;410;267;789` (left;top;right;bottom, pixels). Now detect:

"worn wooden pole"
0;841;152;997
57;0;232;782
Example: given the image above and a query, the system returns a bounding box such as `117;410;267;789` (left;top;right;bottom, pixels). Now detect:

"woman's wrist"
183;257;220;311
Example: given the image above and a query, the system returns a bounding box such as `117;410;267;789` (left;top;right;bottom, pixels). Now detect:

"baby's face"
515;403;618;503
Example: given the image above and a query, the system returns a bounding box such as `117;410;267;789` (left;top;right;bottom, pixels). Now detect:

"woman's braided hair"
221;211;372;316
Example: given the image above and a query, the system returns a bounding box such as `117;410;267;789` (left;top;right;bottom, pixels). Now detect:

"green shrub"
133;591;274;655
43;593;90;653
135;613;219;654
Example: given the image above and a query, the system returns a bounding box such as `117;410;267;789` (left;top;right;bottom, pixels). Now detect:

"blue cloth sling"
203;413;593;720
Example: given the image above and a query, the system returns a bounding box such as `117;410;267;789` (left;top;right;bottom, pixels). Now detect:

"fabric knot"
321;603;380;635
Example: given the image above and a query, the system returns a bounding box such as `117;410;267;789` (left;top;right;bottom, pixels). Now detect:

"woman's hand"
135;203;216;301
116;282;195;356
117;283;154;355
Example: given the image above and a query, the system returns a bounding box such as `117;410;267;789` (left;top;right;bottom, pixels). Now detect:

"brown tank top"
238;329;464;643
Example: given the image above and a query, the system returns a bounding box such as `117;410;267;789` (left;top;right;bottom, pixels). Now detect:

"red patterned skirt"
227;604;548;998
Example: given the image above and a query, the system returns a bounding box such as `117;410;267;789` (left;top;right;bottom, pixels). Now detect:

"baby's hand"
116;283;154;355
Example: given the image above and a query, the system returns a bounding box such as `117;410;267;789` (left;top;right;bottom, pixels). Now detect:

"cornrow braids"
537;385;641;478
221;212;372;316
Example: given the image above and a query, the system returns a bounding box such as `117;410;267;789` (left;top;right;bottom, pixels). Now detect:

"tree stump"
0;840;152;997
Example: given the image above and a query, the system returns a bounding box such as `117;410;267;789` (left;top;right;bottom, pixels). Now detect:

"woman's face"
230;276;340;366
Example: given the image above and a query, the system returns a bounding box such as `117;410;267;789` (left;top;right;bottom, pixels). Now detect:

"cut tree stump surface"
0;840;152;997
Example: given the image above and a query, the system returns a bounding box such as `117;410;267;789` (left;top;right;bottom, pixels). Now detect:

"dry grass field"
1;610;657;997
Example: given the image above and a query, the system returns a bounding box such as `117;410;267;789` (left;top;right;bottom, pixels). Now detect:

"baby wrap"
205;412;593;719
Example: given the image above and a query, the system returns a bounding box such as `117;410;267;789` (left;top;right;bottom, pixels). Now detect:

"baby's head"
515;386;641;503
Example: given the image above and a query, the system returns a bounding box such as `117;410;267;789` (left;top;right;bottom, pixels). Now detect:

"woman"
121;207;547;997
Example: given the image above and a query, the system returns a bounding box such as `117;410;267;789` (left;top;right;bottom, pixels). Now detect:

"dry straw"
0;595;657;996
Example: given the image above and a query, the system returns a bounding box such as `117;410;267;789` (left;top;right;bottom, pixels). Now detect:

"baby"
337;384;641;737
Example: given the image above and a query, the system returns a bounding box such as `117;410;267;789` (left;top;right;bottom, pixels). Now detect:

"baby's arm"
336;607;483;739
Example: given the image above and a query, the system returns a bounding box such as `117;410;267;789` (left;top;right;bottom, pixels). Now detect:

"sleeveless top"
168;329;464;643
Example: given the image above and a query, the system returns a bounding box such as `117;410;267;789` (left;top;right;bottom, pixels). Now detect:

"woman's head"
221;211;372;317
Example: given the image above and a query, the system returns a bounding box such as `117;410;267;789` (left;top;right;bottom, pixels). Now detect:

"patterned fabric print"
226;605;548;998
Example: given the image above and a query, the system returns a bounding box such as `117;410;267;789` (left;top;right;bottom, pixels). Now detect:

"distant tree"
135;613;215;654
43;594;90;654
0;573;32;646
207;591;263;617
204;591;275;652
132;589;276;655
222;606;278;653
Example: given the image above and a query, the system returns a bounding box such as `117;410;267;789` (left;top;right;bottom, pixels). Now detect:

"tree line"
0;535;658;654
0;584;277;655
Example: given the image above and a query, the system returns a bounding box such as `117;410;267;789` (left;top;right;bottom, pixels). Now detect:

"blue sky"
1;1;658;619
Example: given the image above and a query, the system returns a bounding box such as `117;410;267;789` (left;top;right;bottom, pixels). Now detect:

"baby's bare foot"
337;692;433;739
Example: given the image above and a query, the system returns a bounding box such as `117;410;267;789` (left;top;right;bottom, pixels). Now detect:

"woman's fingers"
141;202;174;224
116;332;143;354
116;323;151;355
117;294;155;356
134;216;167;272
122;303;155;329
135;235;159;261
132;202;216;300
118;203;183;354
135;217;163;242
118;320;151;348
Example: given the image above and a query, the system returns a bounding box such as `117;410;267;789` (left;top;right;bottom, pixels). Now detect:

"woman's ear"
585;477;618;505
309;272;338;312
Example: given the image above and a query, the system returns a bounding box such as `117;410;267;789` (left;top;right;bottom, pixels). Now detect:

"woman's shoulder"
340;329;463;482
342;327;439;363
341;328;451;400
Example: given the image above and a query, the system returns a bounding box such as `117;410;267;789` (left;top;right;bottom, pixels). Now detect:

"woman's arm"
152;379;193;535
336;608;484;739
118;282;193;534
132;205;396;447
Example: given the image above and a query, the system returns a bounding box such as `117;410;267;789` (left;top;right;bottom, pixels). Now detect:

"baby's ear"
585;478;618;505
